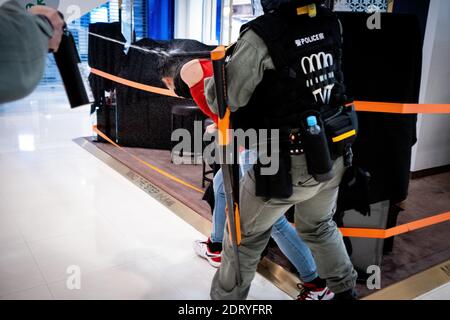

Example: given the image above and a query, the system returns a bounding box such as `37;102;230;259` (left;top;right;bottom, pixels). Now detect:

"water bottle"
307;116;321;135
303;116;334;182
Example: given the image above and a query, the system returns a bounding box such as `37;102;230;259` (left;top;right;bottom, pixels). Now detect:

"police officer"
204;0;358;300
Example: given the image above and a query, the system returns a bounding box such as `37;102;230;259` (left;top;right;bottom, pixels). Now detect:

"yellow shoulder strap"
297;4;317;18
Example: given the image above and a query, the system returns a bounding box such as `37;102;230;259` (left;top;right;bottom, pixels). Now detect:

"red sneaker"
297;282;335;301
193;238;221;268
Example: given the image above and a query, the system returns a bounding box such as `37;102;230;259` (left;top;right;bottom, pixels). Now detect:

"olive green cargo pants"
210;155;357;300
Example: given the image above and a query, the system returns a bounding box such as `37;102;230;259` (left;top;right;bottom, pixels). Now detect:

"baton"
211;46;242;285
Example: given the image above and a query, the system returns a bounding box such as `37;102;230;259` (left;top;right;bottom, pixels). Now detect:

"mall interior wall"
411;0;450;172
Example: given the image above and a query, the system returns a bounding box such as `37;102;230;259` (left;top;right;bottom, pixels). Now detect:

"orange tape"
225;203;242;246
211;45;226;61
339;211;450;239
89;68;450;239
90;68;181;98
95;123;449;239
235;204;242;245
226;205;233;246
218;109;231;146
90;68;450;115
354;101;450;114
93;126;204;194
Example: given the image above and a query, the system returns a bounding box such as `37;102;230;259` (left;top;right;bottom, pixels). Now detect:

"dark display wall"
393;0;430;41
338;12;422;203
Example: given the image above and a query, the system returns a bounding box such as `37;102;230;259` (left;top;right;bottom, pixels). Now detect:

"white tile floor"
415;283;450;300
0;87;291;300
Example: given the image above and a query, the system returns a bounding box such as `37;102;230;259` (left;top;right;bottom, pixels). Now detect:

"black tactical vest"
232;5;348;131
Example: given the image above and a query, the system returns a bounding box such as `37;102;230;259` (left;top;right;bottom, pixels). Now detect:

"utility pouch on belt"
323;105;358;161
254;149;293;199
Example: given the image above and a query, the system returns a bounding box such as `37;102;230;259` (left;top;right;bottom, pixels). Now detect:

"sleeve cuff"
35;14;54;38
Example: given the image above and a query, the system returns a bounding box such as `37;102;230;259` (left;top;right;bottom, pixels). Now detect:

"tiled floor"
416;283;450;300
0;87;290;300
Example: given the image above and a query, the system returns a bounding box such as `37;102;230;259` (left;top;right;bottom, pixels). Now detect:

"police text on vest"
295;33;325;47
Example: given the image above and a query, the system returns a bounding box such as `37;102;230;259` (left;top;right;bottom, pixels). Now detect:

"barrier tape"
93;126;204;194
94;124;450;239
340;211;450;239
90;68;450;114
90;69;450;239
354;101;450;114
90;68;181;98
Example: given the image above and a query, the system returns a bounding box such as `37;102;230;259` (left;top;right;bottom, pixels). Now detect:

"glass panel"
220;0;233;44
174;0;220;45
223;0;263;44
202;0;220;45
39;0;147;87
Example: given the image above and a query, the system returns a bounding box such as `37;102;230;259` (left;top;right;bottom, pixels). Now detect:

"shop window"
40;0;147;87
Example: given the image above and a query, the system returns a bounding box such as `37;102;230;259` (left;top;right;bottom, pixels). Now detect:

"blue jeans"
210;151;318;283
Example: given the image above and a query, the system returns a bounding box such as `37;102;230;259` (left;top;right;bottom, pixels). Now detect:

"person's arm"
204;29;275;115
180;59;218;123
0;0;54;103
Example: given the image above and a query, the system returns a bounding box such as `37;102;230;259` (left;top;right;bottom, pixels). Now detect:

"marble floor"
0;87;290;300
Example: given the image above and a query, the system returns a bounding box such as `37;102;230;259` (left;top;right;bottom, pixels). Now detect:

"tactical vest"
231;6;349;131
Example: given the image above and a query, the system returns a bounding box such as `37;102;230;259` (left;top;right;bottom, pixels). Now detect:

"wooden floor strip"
364;260;450;300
